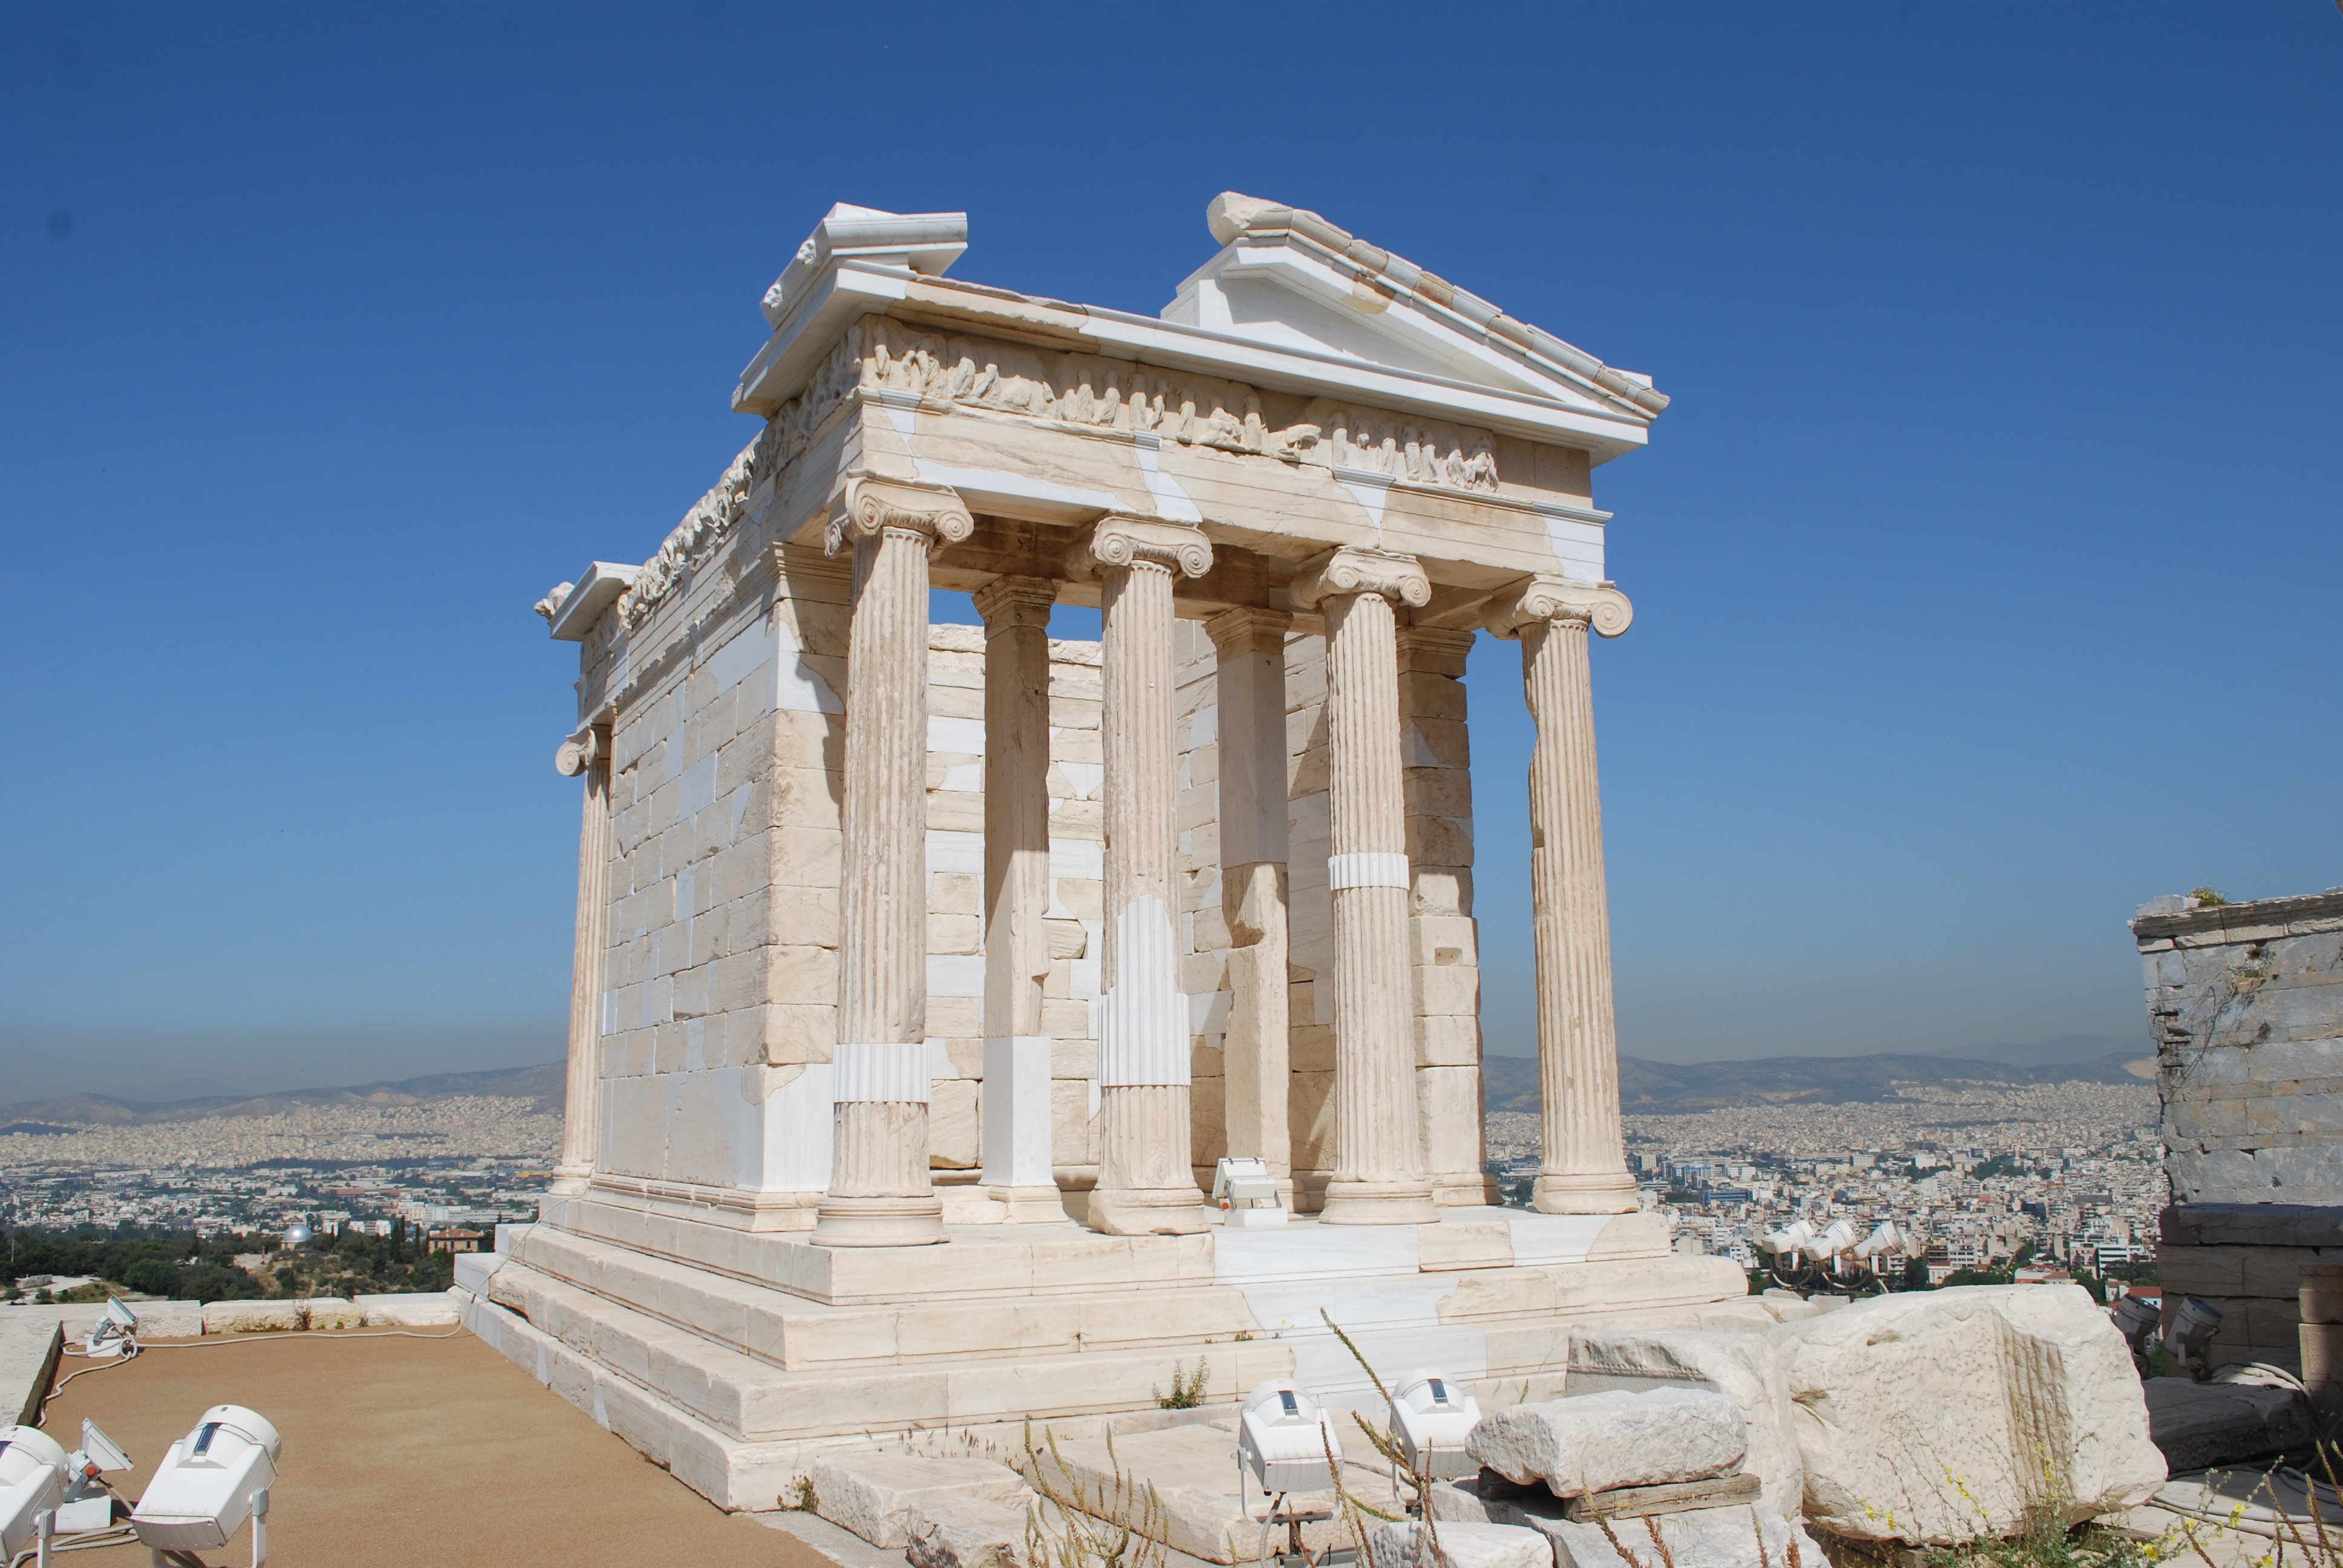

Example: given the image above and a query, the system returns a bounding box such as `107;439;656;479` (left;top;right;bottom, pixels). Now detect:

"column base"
1533;1172;1639;1214
1318;1180;1441;1226
1087;1186;1212;1236
810;1194;948;1248
985;1184;1073;1224
546;1165;592;1198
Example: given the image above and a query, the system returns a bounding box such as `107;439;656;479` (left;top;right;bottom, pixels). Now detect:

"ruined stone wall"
2137;890;2343;1204
2135;888;2343;1360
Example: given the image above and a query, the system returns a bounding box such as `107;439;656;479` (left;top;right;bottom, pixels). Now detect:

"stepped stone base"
455;1195;1758;1512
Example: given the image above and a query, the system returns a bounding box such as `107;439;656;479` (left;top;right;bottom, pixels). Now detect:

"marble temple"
486;194;1750;1509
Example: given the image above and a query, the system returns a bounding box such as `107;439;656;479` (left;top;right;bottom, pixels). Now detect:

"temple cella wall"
583;547;1490;1212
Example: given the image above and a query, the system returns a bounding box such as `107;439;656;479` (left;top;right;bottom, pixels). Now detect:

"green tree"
123;1258;180;1296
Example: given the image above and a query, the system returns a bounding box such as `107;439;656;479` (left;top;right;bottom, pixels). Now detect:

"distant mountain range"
0;1036;2157;1131
1484;1040;2153;1115
0;1061;564;1129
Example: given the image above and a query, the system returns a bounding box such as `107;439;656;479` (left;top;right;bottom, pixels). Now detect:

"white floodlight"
1758;1220;1814;1258
64;1416;132;1508
131;1405;280;1566
85;1298;138;1359
1388;1369;1481;1479
2114;1295;2161;1361
1213;1158;1286;1229
1239;1380;1341;1496
1851;1221;1904;1261
0;1426;69;1561
1804;1220;1858;1264
2164;1298;2223;1379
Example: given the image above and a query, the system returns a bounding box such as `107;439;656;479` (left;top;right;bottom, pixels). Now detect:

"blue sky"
3;4;2337;1102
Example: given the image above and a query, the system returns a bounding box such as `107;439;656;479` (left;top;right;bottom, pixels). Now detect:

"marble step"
487;1246;1766;1448
510;1224;1746;1382
511;1224;1263;1372
542;1191;1678;1306
486;1255;1314;1440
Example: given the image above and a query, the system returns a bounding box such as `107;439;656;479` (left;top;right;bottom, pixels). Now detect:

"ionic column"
1487;577;1637;1215
974;575;1064;1222
1075;516;1214;1236
549;720;612;1197
811;477;972;1248
1294;549;1439;1226
1206;607;1293;1203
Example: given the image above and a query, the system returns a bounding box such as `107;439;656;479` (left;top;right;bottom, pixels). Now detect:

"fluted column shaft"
1492;577;1637;1215
814;478;970;1247
1299;549;1438;1226
552;723;612;1194
1082;517;1213;1236
976;576;1062;1220
1207;608;1293;1200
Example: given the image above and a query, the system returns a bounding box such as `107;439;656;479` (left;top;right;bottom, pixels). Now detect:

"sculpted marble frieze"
751;318;1505;500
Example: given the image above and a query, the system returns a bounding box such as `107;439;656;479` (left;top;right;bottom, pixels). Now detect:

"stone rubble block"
907;1495;1034;1568
1428;1475;1822;1568
1565;1326;1803;1516
1771;1284;2164;1544
1465;1387;1747;1497
1365;1520;1548;1568
811;1452;1035;1549
200;1296;361;1334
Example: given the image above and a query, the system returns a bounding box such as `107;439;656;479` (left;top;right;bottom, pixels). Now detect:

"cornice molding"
1484;575;1633;640
1289;546;1431;611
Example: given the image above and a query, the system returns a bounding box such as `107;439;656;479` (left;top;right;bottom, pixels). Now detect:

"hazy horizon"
0;1024;2152;1107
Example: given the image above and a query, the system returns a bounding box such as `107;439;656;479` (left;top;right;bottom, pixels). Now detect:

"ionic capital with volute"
1066;515;1213;581
1289;546;1430;611
554;721;605;777
1484;575;1634;640
972;574;1057;632
828;474;975;557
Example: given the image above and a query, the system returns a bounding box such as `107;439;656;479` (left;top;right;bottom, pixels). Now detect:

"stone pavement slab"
2143;1376;2313;1471
0;1314;62;1425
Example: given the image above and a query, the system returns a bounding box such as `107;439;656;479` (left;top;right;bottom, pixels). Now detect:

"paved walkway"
37;1327;831;1567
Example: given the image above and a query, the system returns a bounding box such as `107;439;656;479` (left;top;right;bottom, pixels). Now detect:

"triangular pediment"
1160;194;1668;425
